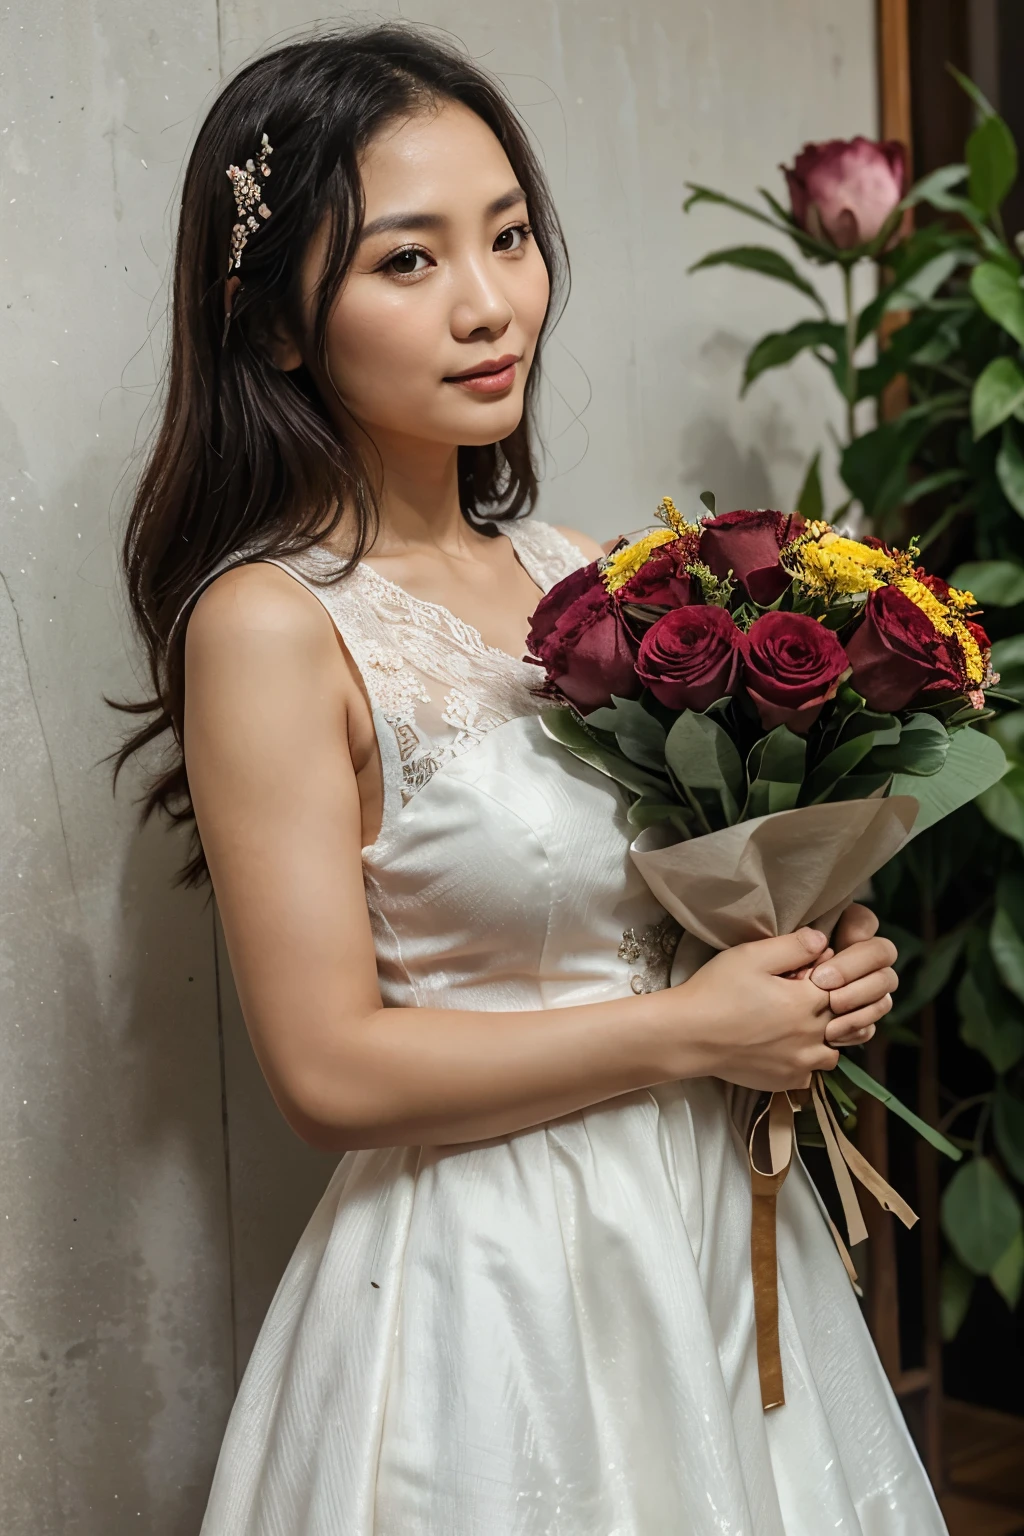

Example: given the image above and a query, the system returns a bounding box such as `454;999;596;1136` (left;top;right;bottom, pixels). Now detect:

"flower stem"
842;263;857;443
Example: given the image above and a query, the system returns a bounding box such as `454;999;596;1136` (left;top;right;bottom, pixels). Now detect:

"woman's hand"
668;927;839;1092
809;902;898;1048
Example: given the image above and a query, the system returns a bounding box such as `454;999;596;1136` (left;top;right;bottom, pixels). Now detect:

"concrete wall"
0;2;876;1529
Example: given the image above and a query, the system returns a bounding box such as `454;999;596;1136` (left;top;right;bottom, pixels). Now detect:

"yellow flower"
782;529;893;598
952;618;985;684
655;495;701;539
601;528;678;592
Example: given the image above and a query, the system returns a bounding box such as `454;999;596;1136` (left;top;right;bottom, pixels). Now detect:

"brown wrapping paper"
630;794;921;1410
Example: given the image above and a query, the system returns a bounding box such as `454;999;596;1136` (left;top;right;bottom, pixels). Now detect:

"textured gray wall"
0;3;876;1530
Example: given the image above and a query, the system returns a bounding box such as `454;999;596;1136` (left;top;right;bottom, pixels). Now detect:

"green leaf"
841;413;939;523
991;635;1024;700
971;263;1024;348
889;928;966;1026
584;695;667;773
664;710;744;821
822;1071;857;1119
942;1157;1022;1275
967;113;1019;216
893;725;1007;836
754;725;806;781
892;249;963;308
994;1083;1024;1184
867;713;950;777
539;709;671;799
682;182;791;235
902;163;969;211
948;63;997;119
902;468;969;506
796;449;824;521
699;489;716;515
625;798;692;835
941;1256;976;1341
990;709;1024;760
802;731;882;804
688;245;825;309
878;920;926;970
958;969;1024;1073
972;357;1024;440
992;874;1024;1004
978;765;1024;851
742;320;844;393
992;1229;1024;1308
997;423;1024;517
835;1056;962;1159
949;559;1024;607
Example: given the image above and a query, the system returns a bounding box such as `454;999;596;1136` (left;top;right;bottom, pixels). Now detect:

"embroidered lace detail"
618;914;683;993
275;519;589;806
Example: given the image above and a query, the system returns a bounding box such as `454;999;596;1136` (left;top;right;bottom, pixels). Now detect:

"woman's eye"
377;222;532;280
495;222;532;252
384;247;431;278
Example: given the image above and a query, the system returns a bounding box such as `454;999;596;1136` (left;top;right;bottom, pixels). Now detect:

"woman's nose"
449;253;514;336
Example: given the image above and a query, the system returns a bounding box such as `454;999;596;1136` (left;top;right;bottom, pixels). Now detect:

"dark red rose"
698;509;804;605
845;586;964;711
615;534;700;608
636;605;743;712
967;619;991;652
742;611;848;734
783;138;906;250
919;570;952;603
526;561;641;713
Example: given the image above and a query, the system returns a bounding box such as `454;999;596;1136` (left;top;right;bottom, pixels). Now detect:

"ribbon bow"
748;1073;917;1411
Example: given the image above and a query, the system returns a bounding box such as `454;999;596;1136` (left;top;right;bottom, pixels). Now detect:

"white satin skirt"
199;1077;947;1535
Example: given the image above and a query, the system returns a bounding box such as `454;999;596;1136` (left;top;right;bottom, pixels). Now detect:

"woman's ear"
223;276;303;371
264;310;304;373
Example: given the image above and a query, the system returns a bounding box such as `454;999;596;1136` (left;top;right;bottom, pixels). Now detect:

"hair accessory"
226;132;273;275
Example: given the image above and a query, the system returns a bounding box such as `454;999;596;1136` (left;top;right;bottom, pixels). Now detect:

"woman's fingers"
809;935;897;992
824;994;892;1045
832;902;879;950
825;966;899;1017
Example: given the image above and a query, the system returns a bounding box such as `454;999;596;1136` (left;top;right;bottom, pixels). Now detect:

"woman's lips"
444;357;518;394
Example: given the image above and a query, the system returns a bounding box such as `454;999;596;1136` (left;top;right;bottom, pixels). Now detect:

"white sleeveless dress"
197;517;947;1536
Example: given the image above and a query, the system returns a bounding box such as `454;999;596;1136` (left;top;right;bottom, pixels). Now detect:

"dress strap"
501;517;592;591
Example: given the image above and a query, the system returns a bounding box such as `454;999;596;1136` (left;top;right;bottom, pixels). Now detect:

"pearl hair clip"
225;132;273;275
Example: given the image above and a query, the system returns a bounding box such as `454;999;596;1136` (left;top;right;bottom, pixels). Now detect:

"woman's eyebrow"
358;186;528;242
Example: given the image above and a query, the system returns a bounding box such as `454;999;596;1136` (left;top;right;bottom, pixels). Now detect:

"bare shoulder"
186;560;335;663
552;523;606;562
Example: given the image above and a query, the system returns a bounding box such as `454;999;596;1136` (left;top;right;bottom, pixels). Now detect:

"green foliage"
685;68;1024;1344
687;245;825;308
949;559;1024;605
972;357;1024;440
942;1157;1022;1275
941;1256;976;1340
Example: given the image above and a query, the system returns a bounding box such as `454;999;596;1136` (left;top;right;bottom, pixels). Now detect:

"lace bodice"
264;517;588;812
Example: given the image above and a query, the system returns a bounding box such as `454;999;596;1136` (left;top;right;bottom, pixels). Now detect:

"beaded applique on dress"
618;914;684;993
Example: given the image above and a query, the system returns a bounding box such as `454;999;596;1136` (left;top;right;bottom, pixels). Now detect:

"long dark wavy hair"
114;21;570;884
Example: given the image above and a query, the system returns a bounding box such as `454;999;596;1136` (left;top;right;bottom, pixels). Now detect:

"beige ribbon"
747;1071;918;1413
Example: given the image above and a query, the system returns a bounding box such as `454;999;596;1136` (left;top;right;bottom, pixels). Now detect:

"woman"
118;23;947;1536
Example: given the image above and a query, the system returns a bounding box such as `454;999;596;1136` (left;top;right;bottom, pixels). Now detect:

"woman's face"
299;99;551;455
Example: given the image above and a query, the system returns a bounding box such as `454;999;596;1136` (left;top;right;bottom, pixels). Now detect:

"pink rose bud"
783;137;907;251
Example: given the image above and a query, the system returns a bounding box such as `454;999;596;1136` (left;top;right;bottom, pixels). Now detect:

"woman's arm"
184;564;894;1153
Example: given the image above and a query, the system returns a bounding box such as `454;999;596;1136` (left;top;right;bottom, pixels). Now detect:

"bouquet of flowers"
525;497;1009;1408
